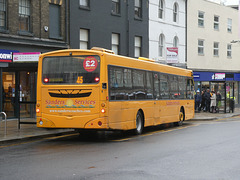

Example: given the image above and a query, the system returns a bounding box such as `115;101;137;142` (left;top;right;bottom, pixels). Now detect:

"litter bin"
230;99;235;113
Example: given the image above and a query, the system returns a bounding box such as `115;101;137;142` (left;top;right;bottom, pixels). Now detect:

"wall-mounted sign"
13;52;41;62
213;73;225;80
166;47;178;64
0;49;19;63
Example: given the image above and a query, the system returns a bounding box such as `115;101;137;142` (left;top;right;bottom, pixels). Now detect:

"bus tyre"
174;109;184;126
135;111;144;135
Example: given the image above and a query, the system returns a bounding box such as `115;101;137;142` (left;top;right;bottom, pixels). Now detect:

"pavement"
1;107;240;144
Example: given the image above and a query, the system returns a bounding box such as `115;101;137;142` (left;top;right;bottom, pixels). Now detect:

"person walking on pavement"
210;91;217;113
195;90;202;112
204;89;211;112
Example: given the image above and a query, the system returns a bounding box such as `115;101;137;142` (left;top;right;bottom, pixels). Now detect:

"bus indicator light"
36;108;40;113
101;108;105;113
44;78;49;83
95;77;100;82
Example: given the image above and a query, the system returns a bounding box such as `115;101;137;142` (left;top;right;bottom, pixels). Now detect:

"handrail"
0;112;7;136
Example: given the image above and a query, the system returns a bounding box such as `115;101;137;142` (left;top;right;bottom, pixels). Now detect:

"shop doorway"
2;72;16;118
19;71;36;119
2;71;36;119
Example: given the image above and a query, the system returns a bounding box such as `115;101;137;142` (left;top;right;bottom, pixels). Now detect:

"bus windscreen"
42;55;100;84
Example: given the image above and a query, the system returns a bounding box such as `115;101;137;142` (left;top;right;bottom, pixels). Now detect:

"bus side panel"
184;100;195;120
159;100;178;124
108;101;156;130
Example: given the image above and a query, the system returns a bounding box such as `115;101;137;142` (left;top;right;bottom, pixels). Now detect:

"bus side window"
153;73;160;99
187;78;194;99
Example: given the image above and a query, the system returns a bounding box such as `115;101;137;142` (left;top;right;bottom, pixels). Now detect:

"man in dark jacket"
204;89;211;112
195;90;202;112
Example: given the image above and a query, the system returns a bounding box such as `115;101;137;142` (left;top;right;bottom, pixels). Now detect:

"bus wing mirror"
102;83;107;89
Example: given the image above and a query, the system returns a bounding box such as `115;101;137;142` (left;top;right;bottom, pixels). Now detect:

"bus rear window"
42;55;100;84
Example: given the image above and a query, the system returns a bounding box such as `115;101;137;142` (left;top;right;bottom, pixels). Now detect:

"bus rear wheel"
174;109;185;126
135;111;144;135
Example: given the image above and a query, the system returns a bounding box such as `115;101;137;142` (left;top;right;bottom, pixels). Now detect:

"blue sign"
193;71;240;82
0;49;19;63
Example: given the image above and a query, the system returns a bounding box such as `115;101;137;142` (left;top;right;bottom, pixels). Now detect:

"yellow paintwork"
37;48;194;130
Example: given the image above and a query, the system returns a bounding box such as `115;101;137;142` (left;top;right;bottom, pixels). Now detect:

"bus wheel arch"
134;109;144;135
174;106;185;126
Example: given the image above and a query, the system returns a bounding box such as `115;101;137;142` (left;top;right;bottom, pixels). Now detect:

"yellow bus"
36;47;194;134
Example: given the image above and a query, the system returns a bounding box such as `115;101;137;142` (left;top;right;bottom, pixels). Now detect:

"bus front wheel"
135;111;144;135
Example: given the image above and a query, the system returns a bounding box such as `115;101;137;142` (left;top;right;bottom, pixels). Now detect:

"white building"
149;0;186;67
187;0;240;106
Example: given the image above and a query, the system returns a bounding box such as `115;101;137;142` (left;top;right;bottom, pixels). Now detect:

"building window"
159;34;165;57
19;0;31;32
0;0;6;30
134;36;142;58
173;36;178;47
198;11;204;27
227;18;232;33
49;4;61;39
112;0;120;14
79;0;89;8
112;33;120;54
213;42;219;56
198;39;204;55
214;15;219;30
134;0;142;19
79;29;89;49
227;44;232;58
173;2;178;23
159;0;164;19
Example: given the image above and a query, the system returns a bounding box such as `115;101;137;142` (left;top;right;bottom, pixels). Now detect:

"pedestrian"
194;90;202;112
200;90;206;111
204;89;211;112
216;91;221;113
210;91;216;113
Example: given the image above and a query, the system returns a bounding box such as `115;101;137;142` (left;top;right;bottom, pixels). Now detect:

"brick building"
0;0;68;119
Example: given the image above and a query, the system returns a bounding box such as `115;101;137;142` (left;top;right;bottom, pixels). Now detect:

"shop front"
193;71;240;113
1;49;39;121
